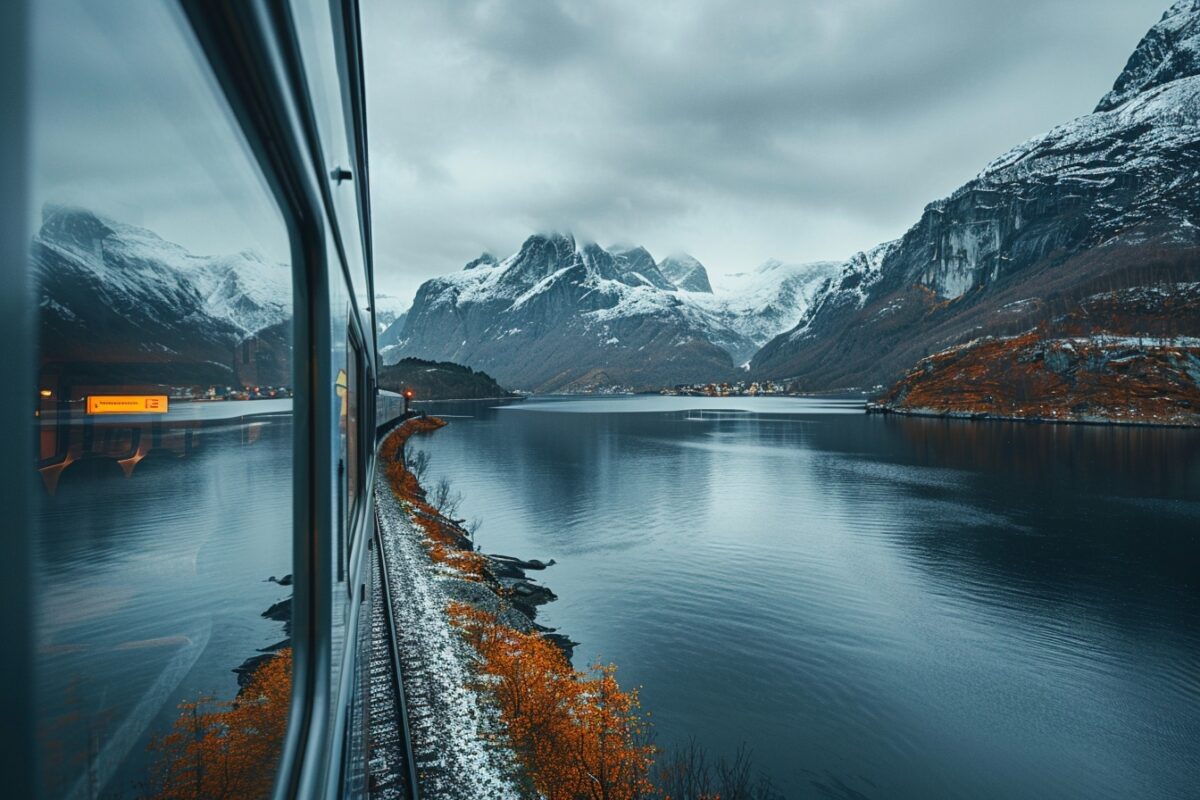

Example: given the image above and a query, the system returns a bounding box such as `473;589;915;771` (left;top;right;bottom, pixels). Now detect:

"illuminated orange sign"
86;395;170;415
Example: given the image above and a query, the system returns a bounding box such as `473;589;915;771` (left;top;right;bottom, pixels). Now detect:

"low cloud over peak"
363;0;1166;303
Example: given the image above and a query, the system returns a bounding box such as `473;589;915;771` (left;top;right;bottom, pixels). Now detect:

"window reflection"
31;2;293;798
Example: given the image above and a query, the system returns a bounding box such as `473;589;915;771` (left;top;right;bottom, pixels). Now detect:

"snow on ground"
375;472;522;800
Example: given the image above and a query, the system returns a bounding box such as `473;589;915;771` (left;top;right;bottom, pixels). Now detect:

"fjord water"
419;396;1200;800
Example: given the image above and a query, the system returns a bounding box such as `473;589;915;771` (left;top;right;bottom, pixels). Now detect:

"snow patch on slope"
39;205;290;337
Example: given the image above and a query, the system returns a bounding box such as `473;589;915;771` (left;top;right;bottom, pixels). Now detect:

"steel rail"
374;513;422;800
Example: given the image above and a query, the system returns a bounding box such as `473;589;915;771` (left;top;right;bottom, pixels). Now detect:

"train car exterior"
1;1;403;798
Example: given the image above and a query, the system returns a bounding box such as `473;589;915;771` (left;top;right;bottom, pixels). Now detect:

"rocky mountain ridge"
386;235;838;390
751;0;1200;390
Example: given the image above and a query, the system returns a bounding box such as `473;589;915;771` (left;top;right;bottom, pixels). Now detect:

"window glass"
31;3;294;798
293;0;370;305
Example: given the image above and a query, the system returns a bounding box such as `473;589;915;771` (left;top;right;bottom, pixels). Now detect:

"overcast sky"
362;0;1167;305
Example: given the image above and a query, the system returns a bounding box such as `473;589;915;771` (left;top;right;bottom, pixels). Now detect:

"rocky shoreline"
425;514;578;659
381;416;578;660
866;400;1200;428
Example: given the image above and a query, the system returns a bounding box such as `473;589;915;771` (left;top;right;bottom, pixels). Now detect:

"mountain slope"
36;205;292;389
874;284;1200;426
389;235;746;391
752;0;1200;390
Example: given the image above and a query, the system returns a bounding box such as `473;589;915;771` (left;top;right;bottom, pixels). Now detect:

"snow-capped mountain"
386;236;837;391
752;0;1200;390
36;205;292;388
386;235;735;390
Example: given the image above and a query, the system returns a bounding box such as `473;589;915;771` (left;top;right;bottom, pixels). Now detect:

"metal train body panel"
1;1;411;798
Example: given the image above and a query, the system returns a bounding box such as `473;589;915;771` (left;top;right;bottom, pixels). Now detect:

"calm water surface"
418;395;1200;800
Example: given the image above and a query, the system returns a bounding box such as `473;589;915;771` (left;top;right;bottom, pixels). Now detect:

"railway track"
368;522;420;800
372;472;522;800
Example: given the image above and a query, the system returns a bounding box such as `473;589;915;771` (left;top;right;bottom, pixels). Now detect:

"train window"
293;0;370;304
30;3;294;798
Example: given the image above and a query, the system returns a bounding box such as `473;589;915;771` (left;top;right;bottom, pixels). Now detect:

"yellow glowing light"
86;395;170;415
39;389;53;398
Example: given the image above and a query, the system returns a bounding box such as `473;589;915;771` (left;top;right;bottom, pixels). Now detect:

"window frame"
179;3;349;798
0;1;34;797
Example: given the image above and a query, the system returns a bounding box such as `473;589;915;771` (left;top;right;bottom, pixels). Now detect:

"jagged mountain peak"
391;235;840;388
658;252;713;293
40;204;120;246
1095;0;1200;111
578;241;625;281
464;252;499;270
610;244;677;290
521;231;577;257
609;244;655;269
496;231;580;288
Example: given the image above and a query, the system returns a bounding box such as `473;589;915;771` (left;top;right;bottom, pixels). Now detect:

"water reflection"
418;397;1200;800
34;408;292;797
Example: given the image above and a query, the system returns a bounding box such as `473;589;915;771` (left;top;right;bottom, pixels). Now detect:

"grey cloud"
363;0;1168;303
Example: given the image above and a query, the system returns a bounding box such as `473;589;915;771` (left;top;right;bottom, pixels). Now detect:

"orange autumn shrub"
380;418;490;581
387;419;660;797
448;602;656;800
147;648;292;800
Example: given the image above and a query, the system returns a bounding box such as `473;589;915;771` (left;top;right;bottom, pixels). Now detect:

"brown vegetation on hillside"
881;331;1200;425
877;284;1200;426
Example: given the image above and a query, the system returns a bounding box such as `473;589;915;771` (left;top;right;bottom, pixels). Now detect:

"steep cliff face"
752;1;1200;390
